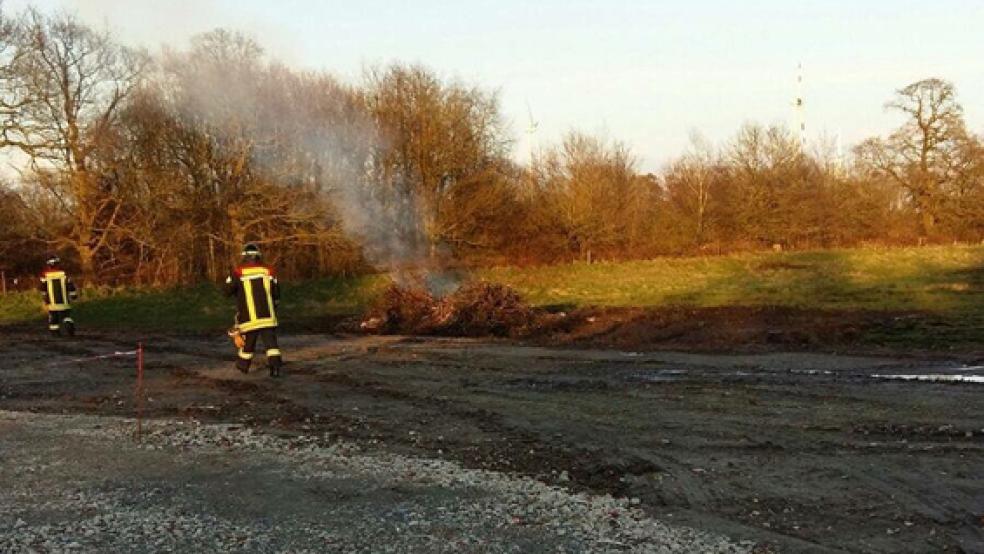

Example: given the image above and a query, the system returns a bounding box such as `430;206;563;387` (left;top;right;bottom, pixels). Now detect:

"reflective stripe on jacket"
40;270;75;312
225;264;280;332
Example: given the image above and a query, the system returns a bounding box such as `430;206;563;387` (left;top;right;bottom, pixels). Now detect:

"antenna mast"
525;101;539;168
795;63;806;151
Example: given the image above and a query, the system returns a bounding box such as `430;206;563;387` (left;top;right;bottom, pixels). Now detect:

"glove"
227;327;246;349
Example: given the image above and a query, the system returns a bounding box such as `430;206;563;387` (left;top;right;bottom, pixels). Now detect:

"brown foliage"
1;6;983;286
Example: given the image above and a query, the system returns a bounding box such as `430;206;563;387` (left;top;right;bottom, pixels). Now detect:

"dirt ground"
2;329;984;553
0;411;746;553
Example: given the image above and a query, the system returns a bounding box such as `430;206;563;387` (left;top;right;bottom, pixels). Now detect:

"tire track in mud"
255;364;876;552
310;369;663;495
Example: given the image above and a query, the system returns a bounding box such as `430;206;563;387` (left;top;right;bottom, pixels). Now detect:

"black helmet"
241;243;262;262
45;255;60;267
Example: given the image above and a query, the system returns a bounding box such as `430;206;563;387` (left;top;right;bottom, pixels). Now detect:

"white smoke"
165;36;441;283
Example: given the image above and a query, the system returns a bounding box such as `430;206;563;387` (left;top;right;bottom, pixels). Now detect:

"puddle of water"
872;374;984;384
633;369;687;382
790;369;833;376
633;369;764;382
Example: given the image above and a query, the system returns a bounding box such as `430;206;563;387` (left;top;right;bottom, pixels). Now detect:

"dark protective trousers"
48;309;74;334
236;327;283;374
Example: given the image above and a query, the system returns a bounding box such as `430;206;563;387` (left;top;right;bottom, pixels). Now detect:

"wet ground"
2;330;983;552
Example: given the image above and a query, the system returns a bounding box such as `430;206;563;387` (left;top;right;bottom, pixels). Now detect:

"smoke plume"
168;33;447;288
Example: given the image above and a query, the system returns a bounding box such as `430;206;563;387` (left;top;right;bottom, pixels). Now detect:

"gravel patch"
0;410;751;553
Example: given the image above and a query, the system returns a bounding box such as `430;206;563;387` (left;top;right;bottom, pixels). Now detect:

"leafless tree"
363;64;513;258
856;78;972;237
539;131;647;262
664;132;718;248
0;8;147;280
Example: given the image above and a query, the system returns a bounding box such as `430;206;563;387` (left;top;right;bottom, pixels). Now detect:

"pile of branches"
361;281;536;337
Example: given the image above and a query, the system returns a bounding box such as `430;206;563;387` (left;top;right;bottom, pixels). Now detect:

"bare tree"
540;131;644;262
0;9;147;280
363;64;513;258
0;7;30;148
856;78;971;237
664;132;717;248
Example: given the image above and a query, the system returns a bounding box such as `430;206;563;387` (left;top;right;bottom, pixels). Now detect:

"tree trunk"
915;188;937;238
921;210;936;238
207;236;217;282
77;240;95;285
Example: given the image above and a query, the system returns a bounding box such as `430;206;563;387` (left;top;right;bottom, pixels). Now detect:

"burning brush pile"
361;281;537;337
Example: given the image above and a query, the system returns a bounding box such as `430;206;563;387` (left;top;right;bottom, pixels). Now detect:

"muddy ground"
1;329;983;553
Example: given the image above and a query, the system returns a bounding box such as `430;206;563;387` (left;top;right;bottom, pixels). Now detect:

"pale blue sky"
8;0;984;172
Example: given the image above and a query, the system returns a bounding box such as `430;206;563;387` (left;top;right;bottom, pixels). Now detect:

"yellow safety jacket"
40;269;76;312
226;264;280;333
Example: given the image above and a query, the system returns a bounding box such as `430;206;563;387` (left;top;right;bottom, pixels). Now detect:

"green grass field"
2;246;982;347
486;245;984;350
484;245;984;313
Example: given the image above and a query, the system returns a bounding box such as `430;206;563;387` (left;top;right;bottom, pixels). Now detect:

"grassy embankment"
488;246;984;311
1;245;982;347
486;246;984;349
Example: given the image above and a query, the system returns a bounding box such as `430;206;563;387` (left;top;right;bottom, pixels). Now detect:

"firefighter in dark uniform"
40;256;78;336
225;244;283;377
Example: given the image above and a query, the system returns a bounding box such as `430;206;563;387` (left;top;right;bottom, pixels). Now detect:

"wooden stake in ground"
135;343;144;441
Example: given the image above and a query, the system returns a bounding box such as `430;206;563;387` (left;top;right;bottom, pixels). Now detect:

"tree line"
1;8;982;286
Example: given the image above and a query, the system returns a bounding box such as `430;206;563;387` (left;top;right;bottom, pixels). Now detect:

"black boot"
236;350;253;374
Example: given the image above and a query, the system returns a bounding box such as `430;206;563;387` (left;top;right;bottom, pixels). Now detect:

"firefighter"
225;243;283;377
40;256;78;336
